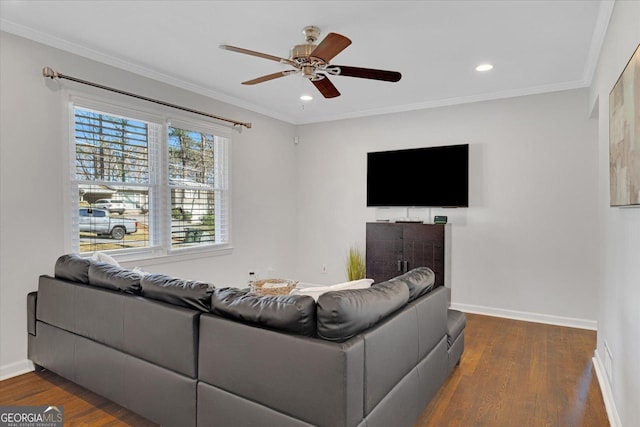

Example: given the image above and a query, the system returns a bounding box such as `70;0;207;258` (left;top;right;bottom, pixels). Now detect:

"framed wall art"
609;43;640;207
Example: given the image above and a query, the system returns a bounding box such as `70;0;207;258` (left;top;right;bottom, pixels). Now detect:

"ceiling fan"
219;26;402;99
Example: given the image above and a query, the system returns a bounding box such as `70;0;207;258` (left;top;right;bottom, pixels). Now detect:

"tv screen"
367;144;469;207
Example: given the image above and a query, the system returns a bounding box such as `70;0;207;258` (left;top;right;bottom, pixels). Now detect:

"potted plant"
345;245;366;281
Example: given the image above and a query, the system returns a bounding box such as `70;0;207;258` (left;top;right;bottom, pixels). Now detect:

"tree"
75;110;149;183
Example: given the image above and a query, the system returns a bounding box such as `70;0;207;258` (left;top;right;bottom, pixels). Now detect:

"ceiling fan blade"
310;33;352;63
332;65;402;82
220;44;296;66
312;76;341;98
242;71;295;85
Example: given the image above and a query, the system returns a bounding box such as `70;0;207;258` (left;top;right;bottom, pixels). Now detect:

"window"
69;98;230;257
168;124;228;250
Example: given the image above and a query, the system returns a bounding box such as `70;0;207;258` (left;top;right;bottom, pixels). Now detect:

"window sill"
116;245;233;268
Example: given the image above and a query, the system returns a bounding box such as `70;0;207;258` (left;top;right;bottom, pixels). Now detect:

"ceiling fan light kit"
219;26;402;99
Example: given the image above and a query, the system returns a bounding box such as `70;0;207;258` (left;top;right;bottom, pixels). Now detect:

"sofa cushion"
55;254;92;284
290;278;374;301
447;309;466;346
91;251;121;267
88;262;142;294
385;267;436;302
141;274;214;312
316;280;410;342
211;288;317;337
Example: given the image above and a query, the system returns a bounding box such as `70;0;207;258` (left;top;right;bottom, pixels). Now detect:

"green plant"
171;207;192;221
171;208;183;220
346;245;366;281
202;211;215;228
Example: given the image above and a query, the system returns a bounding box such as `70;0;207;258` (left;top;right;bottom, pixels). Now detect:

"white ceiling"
0;1;613;125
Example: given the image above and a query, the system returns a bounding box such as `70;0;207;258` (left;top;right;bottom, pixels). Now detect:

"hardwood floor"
416;314;609;427
0;314;609;427
0;370;157;426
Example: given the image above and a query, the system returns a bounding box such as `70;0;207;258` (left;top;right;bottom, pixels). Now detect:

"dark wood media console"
366;222;446;286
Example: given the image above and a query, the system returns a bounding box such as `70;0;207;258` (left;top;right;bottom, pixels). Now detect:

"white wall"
589;1;640;425
0;32;298;378
296;89;599;327
0;24;610;388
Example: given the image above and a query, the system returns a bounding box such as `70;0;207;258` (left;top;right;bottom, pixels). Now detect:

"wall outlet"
321;264;328;274
604;341;613;385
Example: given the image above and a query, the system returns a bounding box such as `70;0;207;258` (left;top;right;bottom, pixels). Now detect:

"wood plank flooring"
0;314;609;426
0;369;157;426
416;314;609;427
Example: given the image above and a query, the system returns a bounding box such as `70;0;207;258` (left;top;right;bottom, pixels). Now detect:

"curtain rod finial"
233;122;252;132
42;67;59;79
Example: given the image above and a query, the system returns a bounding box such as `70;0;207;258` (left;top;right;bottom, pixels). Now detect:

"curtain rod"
42;66;252;130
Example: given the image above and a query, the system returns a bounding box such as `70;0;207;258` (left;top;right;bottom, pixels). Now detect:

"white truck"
79;208;138;240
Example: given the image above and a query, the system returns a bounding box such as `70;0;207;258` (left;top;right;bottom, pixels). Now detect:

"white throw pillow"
291;278;374;301
91;252;120;267
132;266;150;277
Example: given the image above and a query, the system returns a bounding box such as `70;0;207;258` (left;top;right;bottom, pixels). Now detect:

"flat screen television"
367;144;469;207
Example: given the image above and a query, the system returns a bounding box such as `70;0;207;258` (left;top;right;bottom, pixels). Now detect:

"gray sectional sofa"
27;254;465;427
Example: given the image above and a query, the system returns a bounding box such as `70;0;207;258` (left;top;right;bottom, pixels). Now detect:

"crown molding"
293;79;590;125
0;19;297;124
582;0;616;85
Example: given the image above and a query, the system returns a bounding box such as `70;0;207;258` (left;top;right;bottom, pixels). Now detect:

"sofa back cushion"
386;267;436;302
55;254;92;284
141;274;213;312
123;296;201;378
198;315;365;427
88;262;142;294
210;288;317;337
316;280;410;342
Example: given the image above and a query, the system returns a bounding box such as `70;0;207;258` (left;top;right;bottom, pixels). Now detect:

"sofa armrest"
446;309;466;347
27;291;37;335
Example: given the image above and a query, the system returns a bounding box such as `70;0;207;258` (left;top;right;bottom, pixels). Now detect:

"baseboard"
593;350;622;427
0;359;35;381
449;302;597;330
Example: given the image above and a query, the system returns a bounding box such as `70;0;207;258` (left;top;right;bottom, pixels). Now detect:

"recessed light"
475;64;494;72
300;94;313;101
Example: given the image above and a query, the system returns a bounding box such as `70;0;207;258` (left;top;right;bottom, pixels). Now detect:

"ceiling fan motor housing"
290;44;318;64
